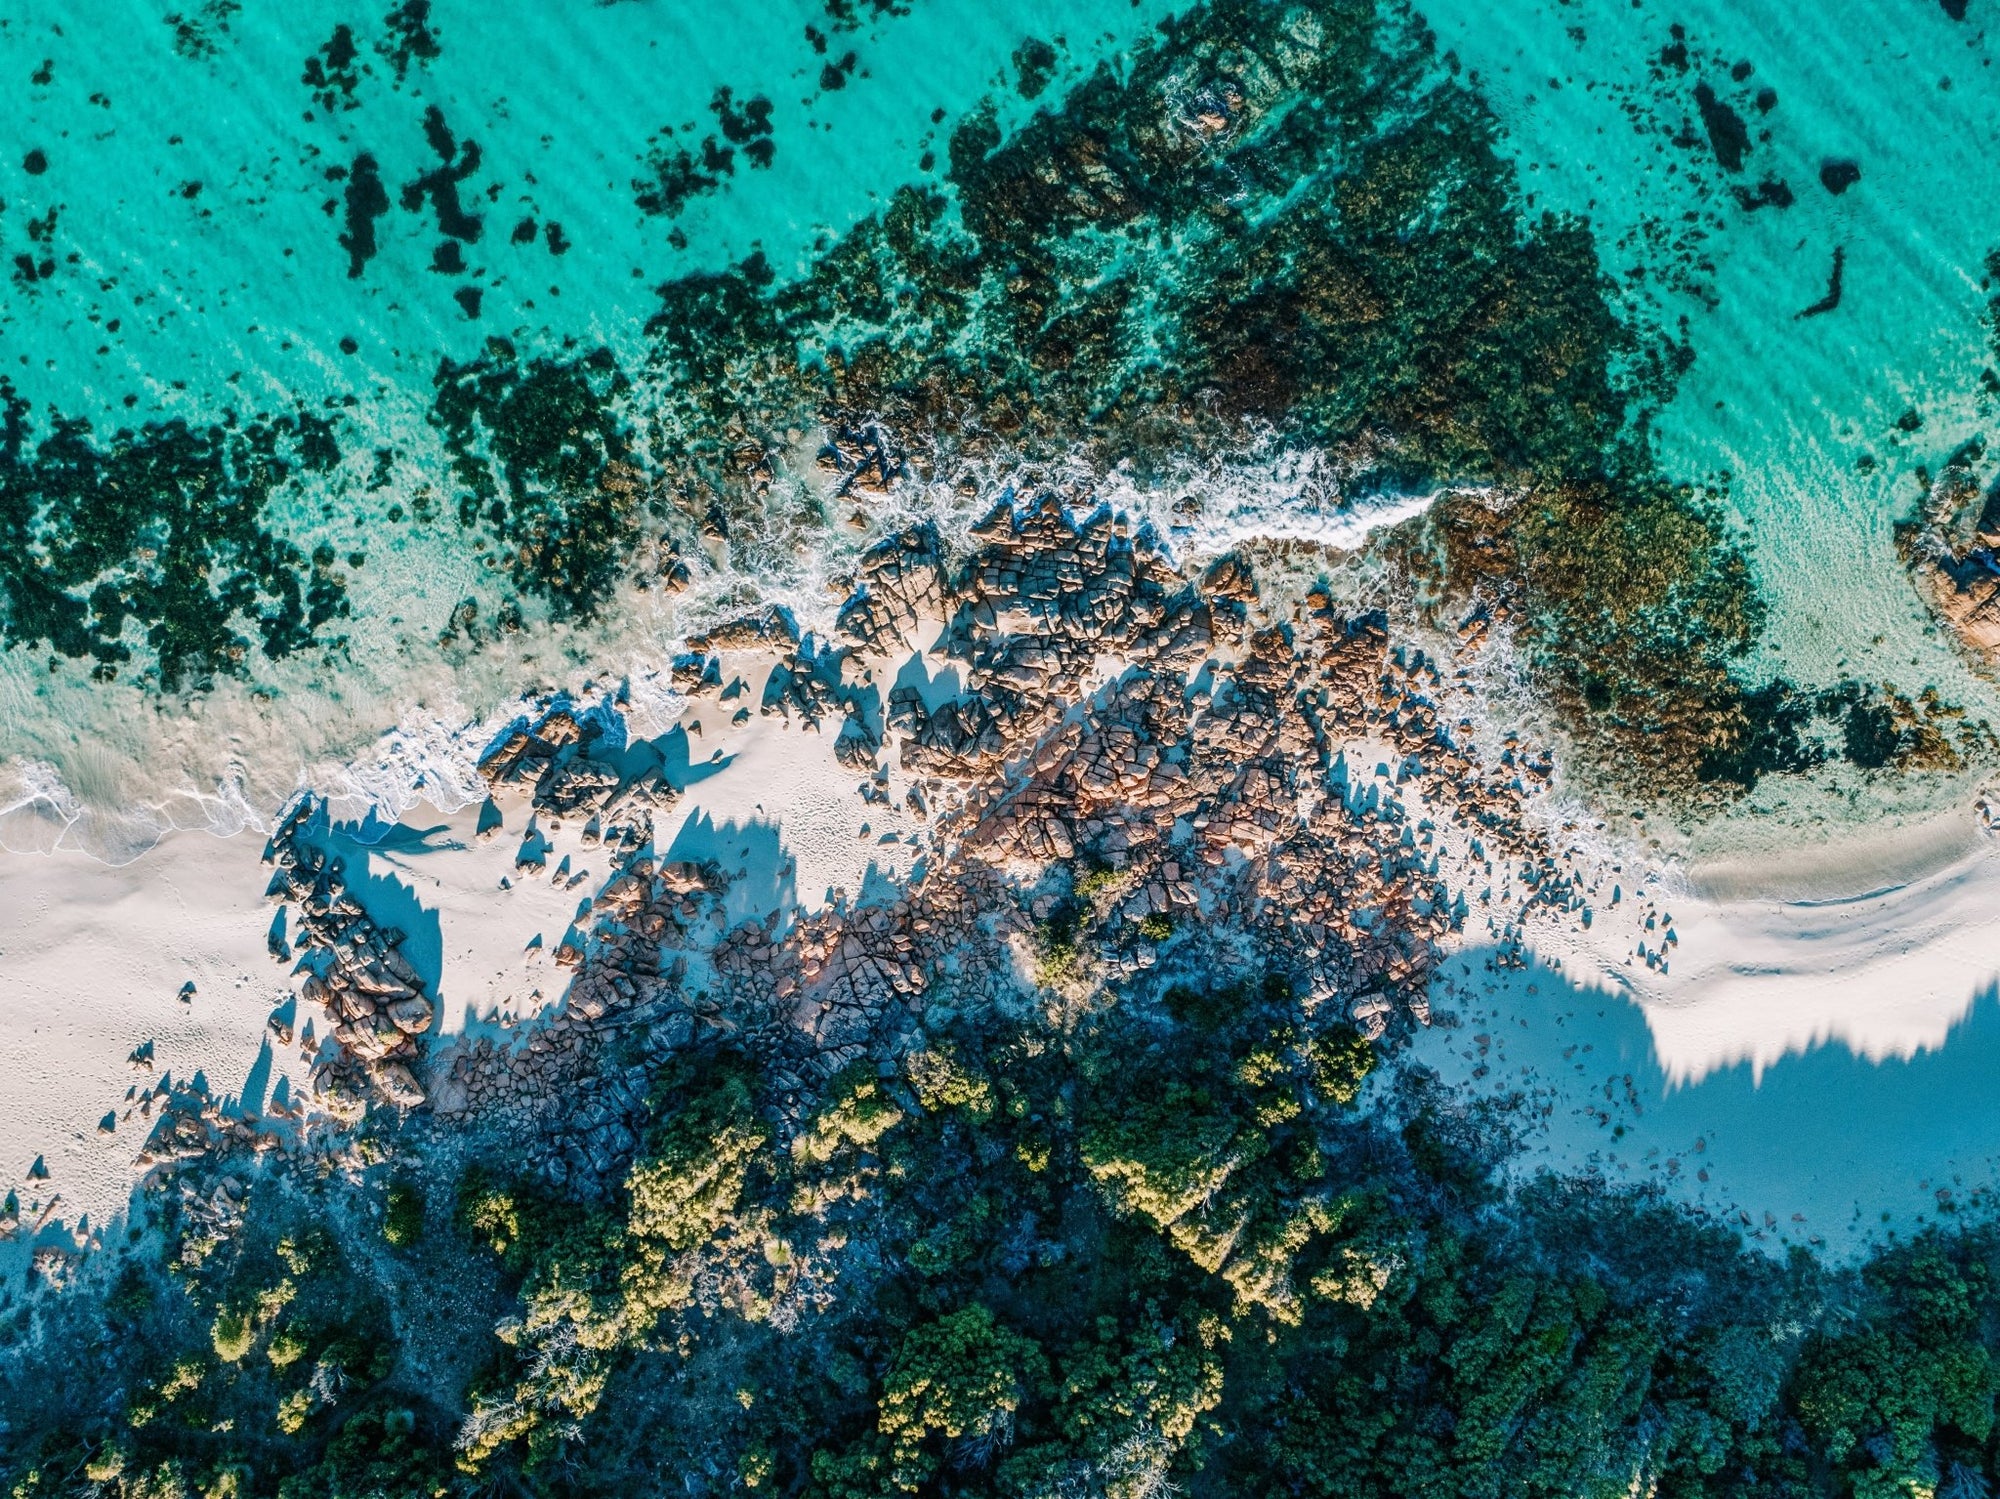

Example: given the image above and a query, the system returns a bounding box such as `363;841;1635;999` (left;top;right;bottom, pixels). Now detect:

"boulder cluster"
150;488;1589;1204
1900;448;2000;660
264;798;433;1117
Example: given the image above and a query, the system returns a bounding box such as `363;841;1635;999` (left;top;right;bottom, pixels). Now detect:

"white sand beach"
0;827;297;1251
0;658;925;1246
1407;798;2000;1253
13;612;2000;1260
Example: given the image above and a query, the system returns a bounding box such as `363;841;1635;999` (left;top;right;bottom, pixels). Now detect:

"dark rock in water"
1732;176;1793;211
383;0;441;81
1798;246;1845;317
301;23;361;113
453;285;483;319
1754;87;1778;112
634;133;728;219
819;52;857;90
711;86;775;167
402;106;484;243
1942;0;1968;19
22;148;47;175
1659;24;1688;71
1694;82;1749;171
338;152;389;277
1819;158;1861;195
0;381;351;685
1013;37;1058;99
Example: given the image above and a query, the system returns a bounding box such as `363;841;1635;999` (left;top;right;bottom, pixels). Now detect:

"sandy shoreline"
0;827;297;1251
10;641;2000;1259
0;670;922;1248
1564;802;2000;1085
1397;797;2000;1254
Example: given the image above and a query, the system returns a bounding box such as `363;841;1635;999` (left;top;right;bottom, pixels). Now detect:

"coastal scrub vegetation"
11;969;2000;1498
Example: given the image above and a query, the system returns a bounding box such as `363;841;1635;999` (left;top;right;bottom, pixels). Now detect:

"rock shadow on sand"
1416;946;2000;1253
663;810;795;925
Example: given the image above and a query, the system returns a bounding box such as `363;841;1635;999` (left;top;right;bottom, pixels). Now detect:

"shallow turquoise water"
0;0;1184;849
1423;0;2000;844
3;0;1177;419
3;0;1999;858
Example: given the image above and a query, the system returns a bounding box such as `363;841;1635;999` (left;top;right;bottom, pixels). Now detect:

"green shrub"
210;1310;253;1363
383;1178;424;1249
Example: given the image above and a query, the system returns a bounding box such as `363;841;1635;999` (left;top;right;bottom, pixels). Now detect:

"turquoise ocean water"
1424;0;2000;855
0;0;1187;852
1;0;1997;861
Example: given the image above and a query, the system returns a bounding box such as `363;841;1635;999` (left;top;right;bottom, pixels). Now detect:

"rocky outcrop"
1901;448;2000;659
264;798;437;1116
181;489;1561;1199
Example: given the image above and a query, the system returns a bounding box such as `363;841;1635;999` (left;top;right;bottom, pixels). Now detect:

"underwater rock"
1798;246;1845;317
1693;82;1750;172
1731;176;1793;211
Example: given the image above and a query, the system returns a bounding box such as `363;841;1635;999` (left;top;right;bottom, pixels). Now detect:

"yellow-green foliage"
738;1443;776;1489
275;1390;311;1436
879;1306;1048;1491
1054;1314;1229;1456
461;1256;621;1473
274;1235;313;1277
82;1445;127;1484
1074;866;1120;904
127;1357;204;1429
1033;919;1083;987
210;1310;253;1364
1081;1081;1250;1257
265;1326;307;1371
113;1460;190;1499
461;1061;781;1474
904;1044;994;1121
1305;1024;1375;1107
792;1063;904;1166
456;1175;535;1263
1222;1197;1351;1324
627;1065;769;1252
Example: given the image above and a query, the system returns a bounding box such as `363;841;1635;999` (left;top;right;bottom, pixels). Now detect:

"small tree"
880;1305;1048;1491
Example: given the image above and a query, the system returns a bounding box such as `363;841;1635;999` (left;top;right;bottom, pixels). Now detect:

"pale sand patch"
1550;806;2000;1086
0;674;923;1246
0;829;301;1246
315;798;603;1034
1404;802;2000;1252
656;653;925;927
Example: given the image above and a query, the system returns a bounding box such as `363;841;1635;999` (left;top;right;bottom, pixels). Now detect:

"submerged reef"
0;384;348;688
0;0;1957;805
0;0;1816;800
